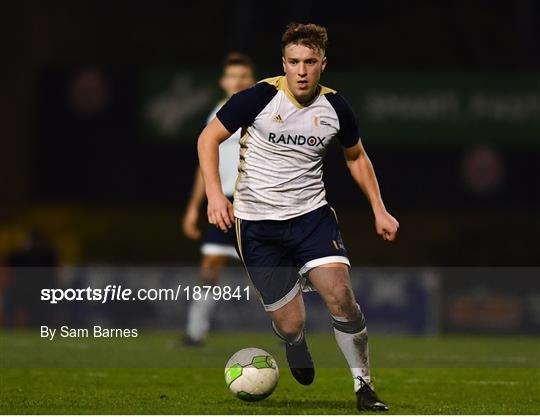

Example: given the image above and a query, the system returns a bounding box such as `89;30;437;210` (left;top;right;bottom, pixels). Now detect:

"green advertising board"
141;69;539;146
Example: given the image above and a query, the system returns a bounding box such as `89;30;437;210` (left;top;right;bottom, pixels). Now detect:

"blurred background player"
181;53;256;346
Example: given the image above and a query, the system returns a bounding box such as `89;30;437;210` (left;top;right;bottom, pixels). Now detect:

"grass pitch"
1;331;538;414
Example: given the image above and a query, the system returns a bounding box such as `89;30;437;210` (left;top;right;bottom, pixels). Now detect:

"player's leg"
185;254;228;345
235;217;314;385
308;263;388;411
291;205;387;410
308;263;369;381
185;219;238;346
268;289;305;343
267;290;314;385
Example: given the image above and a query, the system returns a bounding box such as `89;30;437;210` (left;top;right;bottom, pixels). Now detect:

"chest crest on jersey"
314;115;334;128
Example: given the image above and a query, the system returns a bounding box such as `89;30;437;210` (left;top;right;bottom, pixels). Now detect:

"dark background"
2;0;539;266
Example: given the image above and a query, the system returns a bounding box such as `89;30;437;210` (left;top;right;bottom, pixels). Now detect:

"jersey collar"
281;77;321;109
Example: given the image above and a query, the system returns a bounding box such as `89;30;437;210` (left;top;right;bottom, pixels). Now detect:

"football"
224;347;279;401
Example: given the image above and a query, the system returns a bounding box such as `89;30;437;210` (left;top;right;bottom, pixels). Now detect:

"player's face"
282;44;327;104
220;65;256;97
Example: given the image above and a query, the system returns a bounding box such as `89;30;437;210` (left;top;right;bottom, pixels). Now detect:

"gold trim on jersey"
232;129;250;201
259;76;336;109
319;85;337;95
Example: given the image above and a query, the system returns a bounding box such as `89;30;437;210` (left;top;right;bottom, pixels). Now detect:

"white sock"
186;296;217;341
332;311;371;392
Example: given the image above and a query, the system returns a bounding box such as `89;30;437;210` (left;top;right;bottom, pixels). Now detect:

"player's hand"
207;193;234;233
182;206;201;240
374;210;399;241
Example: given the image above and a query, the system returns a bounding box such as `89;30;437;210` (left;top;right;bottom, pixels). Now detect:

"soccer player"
198;23;399;411
182;53;256;346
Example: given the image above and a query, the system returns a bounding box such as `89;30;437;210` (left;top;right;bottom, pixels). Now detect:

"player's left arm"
343;141;399;241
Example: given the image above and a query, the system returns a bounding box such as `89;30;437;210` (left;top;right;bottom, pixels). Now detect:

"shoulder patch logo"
273;114;283;123
315;116;332;127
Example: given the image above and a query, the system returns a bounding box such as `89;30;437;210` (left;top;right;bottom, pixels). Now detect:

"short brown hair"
281;22;328;53
222;52;256;73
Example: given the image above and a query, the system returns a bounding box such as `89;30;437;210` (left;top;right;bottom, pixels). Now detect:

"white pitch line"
403;378;521;386
387;353;531;364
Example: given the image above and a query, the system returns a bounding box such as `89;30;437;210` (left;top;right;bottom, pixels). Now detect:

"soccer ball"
224;347;279;401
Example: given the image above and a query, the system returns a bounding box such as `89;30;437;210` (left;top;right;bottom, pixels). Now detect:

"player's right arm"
199;82;278;231
197;117;235;232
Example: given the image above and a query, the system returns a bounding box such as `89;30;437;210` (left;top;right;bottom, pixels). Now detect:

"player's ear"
282;56;286;73
321;56;327;72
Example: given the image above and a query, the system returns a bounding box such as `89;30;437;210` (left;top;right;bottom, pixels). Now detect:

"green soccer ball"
224;347;279;401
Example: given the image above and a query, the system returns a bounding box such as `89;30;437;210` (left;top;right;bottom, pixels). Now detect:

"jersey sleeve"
325;92;360;148
205;104;221;125
216;82;277;133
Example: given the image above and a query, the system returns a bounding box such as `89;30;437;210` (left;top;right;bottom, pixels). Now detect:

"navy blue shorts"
235;204;349;311
201;196;238;258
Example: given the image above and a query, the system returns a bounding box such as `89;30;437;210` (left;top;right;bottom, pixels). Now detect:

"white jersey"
217;76;360;221
207;100;241;197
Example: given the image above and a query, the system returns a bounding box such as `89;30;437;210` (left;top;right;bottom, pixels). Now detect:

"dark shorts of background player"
235;204;350;311
201;196;238;259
